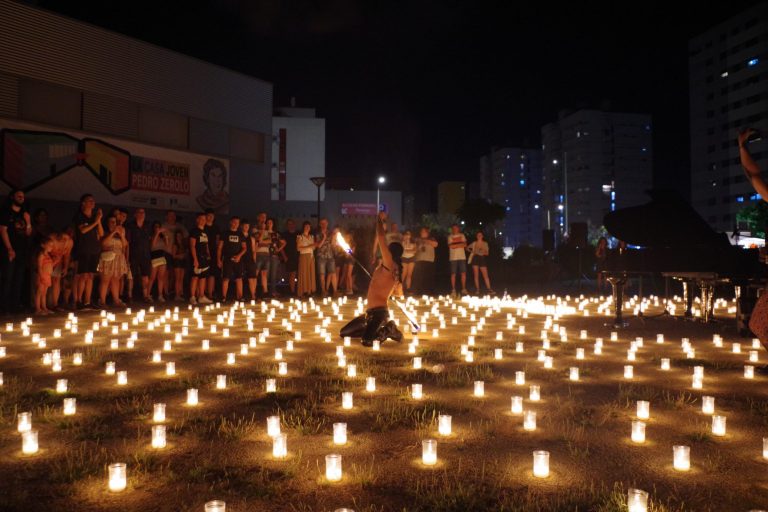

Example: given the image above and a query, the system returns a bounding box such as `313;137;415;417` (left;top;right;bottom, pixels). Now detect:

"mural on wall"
0;120;229;213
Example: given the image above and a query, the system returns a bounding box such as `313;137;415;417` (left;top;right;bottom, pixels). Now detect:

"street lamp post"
310;176;326;226
376;176;386;213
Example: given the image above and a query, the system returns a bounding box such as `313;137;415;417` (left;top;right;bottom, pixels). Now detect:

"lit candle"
438;414;452;436
745;365;755;379
511;396;523;415
701;396;715;415
17;412;31;432
333;422;347;445
166;362;176;376
532;450;549;478
326;453;343;480
152;425;166;448
204;501;226;512
412;384;423;400
624;365;634;379
465;351;474;363
216;375;227;389
712;415;726;436
153;403;166;422
636;400;650;420
569;367;579;381
342;392;353;409
240;344;248;356
226;353;236;365
732;343;741;354
523;410;537;431
347;364;356;378
152;350;162;363
163;340;172;351
473;381;485;397
627;488;649;512
117;371;128;385
529;385;540;402
660;358;670;370
421;440;437;466
494;348;503;360
516;342;524;352
63;397;76;416
22;430;38;455
413;357;422;370
278;362;288;376
56;379;68;393
73;352;83;365
105;361;116;375
372;340;380;351
366;377;376;392
273;433;287;458
186;388;199;406
515;371;526;385
692;375;703;389
673;445;690;471
576;348;585;360
266;378;277;393
763;437;768;459
108;462;127;492
631;420;646;443
750;350;759;362
202;339;210;350
543;356;553;369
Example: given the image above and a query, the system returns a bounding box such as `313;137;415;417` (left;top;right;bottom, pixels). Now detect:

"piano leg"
606;275;629;328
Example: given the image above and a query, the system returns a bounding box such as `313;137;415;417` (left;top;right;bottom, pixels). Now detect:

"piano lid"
603;189;729;249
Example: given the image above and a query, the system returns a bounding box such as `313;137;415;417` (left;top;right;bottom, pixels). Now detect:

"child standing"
35;237;54;315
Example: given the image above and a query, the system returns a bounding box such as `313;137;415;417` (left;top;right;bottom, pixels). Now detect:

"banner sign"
340;203;378;216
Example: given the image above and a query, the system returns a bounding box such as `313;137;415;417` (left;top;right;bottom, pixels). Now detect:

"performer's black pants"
340;306;389;344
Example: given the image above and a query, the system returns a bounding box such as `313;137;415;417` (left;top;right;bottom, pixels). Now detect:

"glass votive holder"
631;420;646;443
105;361;116;375
763;437;768;459
511;396;523;415
473;381;484;397
745;365;755;379
701;396;715;415
163;340;172;351
624;365;634;379
240;344;248;356
204;501;226;512
523;410;537;431
692;375;703;389
166;362;176;376
22;430;38;454
660;358;670;370
413;357;422;370
73;352;83;365
438;414;452;436
226;353;236;365
673;445;690;471
532;450;549;478
152;425;166;448
17;412;31;432
216;375;227;389
272;433;287;458
342;392;353;409
267;415;281;437
108;462;127;492
333;422;347;445
366;376;376;392
347;364;356;378
516;342;524;352
117;371;128;386
153;403;166;422
152;350;162;363
627;488;649;512
576;348;585;360
56;379;68;393
636;400;650;420
712;415;726;436
63;397;76;416
569;367;579;381
494;348;503;360
279;362;288;375
529;385;541;402
326;453;343;480
266;378;277;393
411;384;423;400
186;388;199;406
422;440;437;466
202;339;210;350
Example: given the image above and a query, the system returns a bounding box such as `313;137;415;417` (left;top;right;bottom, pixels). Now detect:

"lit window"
576;131;581;138
721;71;729;78
736;196;745;203
519;180;525;186
534;204;539;209
748;58;758;67
641;147;647;152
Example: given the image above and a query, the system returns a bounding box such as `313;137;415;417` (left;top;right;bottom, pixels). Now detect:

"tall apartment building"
689;3;768;232
541;109;653;236
479;147;543;247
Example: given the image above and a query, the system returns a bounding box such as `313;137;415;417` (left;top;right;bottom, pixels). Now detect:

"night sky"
36;0;764;207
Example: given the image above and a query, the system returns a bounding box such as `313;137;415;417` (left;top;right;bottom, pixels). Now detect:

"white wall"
272;116;326;202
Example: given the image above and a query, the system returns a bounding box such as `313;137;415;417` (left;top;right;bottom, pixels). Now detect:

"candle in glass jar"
624;365;634;379
272;433;287;458
333;422;347;445
523;410;537;431
532;450;549;478
56;379;68;393
413;357;422;370
636;400;650;420
701;395;715;415
576;348;585;360
366;376;376;392
117;371;128;385
712;415;726;436
422;440;437;466
745;365;755;379
22;430;38;454
105;361;116;375
627;488;649;512
326;453;343;480
342;392;353;409
347;364;356;378
438;414;452;436
63;397;76;416
226;353;236;365
569;367;579;381
266;378;277;393
529;385;540;402
153;403;166;422
204;500;226;512
631;420;646;443
511;396;523;415
473;381;484;397
267;415;280;437
216;375;227;389
108;462;127;491
186;388;198;406
763;437;768;459
202;339;210;350
411;384;423;400
660;358;670;370
166;362;176;376
17;412;31;432
73;352;83;365
515;371;526;385
673;445;690;471
516;342;524;352
494;348;503;360
152;425;166;448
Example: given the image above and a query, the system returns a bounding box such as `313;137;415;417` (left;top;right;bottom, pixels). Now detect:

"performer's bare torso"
366;264;396;309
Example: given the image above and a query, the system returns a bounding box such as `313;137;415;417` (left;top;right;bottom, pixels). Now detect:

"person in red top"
34;237;55;315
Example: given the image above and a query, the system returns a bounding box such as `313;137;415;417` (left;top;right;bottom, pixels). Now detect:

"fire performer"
339;212;404;346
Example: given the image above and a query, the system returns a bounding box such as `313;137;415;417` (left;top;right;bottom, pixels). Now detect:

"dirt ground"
0;294;766;512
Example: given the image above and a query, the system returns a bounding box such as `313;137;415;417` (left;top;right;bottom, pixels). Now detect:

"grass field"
0;294;766;511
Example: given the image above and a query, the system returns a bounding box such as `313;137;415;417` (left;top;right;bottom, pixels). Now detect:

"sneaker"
157;296;166;303
189;296;197;305
144;296;154;303
198;296;213;305
461;289;469;295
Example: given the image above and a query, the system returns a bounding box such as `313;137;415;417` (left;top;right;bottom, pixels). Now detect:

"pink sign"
340;203;377;215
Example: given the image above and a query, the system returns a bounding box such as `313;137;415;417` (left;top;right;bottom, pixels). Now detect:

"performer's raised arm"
376;212;394;270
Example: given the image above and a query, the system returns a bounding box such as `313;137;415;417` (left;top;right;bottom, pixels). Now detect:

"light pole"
376;175;386;213
310;176;326;226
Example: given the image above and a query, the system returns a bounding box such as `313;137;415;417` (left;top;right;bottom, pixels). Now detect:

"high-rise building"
541;109;653;236
271;105;326;203
437;181;466;215
689;3;768;232
479;147;543;247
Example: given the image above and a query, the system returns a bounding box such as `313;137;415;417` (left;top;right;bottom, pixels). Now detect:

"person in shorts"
217;216;246;301
189;212;212;305
467;231;494;295
281;218;299;295
447;223;468;296
239;218;257;299
253;215;271;297
125;208;153;303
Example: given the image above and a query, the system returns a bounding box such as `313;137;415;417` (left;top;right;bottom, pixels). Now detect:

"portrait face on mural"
196;158;230;214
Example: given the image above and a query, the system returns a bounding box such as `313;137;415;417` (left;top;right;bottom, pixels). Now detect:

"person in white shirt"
447;223;468;296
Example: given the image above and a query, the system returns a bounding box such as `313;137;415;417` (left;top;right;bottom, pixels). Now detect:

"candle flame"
335;231;351;253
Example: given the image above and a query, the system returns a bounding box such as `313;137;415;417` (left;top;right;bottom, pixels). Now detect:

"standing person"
253;215;272;297
204;209;220;301
400;230;416;294
217;216;246;302
34;236;54;315
125;208;153;303
595;237;608;294
296;221;317;298
170;230;189;301
281;218;299;295
385;222;403;246
268;218;285;297
413;227;438;295
240;218;258;300
338;232;356;295
73;194;103;309
467;231;494;295
315;218;337;296
189;212;213;305
49;230;73;311
31;208;52;243
162;210;188;299
148;222;171;302
447;223;468;296
0;189;32;314
97;214;128;307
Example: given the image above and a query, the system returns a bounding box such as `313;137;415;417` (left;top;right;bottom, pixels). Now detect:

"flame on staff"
336;231;352;253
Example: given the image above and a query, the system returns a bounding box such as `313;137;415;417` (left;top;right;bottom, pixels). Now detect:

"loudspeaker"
569;222;588;248
542;230;555;251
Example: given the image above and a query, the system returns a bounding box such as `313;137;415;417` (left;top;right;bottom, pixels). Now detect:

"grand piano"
602;189;766;331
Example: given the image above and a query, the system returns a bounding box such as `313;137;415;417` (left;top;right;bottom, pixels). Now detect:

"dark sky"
37;0;764;204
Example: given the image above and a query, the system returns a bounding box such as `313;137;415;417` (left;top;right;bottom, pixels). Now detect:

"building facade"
0;0;274;219
689;3;768;231
437;181;466;215
541;109;653;236
479;147;543;247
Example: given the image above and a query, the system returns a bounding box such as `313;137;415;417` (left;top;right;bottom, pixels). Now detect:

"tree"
736;202;768;238
456;199;505;232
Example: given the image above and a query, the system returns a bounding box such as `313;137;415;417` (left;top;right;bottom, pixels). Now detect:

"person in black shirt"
189;212;212;305
0;189;32;313
125;208;153;303
240;218;258;299
73;194;103;308
281;218;299;295
204;208;220;300
217;216;246;301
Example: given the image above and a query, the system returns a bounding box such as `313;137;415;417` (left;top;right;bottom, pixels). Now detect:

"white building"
541;109;653;235
271;106;326;204
689;3;768;231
